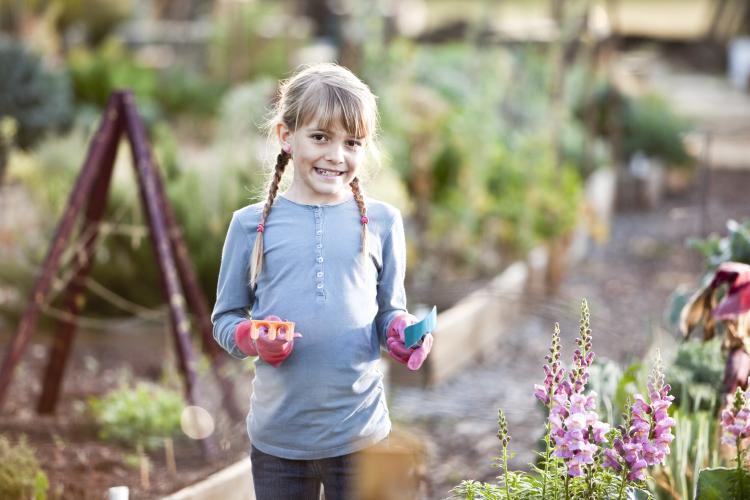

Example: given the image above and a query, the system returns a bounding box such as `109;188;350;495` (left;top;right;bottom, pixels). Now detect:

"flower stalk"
497;409;511;500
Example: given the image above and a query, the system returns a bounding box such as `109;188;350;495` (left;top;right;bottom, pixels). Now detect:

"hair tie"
360;216;368;224
257;223;265;233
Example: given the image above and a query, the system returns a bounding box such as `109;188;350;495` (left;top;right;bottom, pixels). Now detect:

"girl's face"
278;121;366;205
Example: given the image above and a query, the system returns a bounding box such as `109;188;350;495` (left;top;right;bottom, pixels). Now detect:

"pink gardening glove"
386;313;434;371
234;315;302;367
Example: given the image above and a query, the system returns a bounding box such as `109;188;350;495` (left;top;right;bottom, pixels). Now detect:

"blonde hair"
249;63;380;290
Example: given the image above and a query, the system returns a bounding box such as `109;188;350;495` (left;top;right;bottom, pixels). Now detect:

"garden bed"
0;322;252;500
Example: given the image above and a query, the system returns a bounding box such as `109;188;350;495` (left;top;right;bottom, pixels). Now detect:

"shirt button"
316;230;322;235
317;283;324;289
317;257;324;263
317;272;323;277
316;244;322;249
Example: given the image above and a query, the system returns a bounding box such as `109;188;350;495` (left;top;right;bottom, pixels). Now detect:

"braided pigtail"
249;150;290;290
349;177;368;257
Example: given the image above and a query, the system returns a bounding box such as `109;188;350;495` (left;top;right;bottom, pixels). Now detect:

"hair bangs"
295;82;372;139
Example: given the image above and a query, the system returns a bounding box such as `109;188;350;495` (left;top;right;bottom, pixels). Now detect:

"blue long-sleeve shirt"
211;194;407;459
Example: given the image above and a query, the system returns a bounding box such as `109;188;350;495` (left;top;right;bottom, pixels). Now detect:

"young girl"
211;63;434;499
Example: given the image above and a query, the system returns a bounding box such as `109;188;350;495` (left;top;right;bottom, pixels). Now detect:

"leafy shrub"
66;39;161;123
67;38;225;123
88;381;183;450
54;0;132;46
0;37;73;183
208;1;306;82
0;435;49;500
665;338;724;412
155;66;226;118
622;93;693;168
690;219;750;269
584;82;693;168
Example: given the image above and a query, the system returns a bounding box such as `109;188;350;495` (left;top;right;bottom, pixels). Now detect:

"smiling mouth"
314;168;345;177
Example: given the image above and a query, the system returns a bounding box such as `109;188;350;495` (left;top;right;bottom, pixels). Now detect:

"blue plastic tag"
404;306;437;348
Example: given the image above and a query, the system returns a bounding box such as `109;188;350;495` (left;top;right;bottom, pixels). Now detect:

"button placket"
314;207;325;299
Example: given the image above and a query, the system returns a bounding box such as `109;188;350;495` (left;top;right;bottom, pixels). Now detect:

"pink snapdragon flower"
602;357;675;481
720;384;750;447
535;323;565;407
543;301;611;477
548;387;610;476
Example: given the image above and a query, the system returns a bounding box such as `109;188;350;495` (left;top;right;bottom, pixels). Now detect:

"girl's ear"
276;122;293;147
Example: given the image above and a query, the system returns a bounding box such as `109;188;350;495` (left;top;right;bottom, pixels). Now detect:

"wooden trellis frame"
0;90;242;456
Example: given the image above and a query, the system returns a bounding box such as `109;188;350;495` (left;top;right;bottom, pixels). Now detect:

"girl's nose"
325;143;345;165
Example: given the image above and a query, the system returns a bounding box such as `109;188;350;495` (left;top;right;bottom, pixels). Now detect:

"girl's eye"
347;140;363;148
311;134;327;142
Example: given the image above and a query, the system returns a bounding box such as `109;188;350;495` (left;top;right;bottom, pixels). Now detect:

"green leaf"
34;470;48;500
615;361;644;410
696;467;750;500
627;486;652;499
728;220;750;264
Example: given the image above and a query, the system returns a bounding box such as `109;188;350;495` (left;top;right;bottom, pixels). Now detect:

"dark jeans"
250;444;361;500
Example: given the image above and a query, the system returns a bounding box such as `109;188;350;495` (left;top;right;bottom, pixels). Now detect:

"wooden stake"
138;445;150;490
164;437;177;476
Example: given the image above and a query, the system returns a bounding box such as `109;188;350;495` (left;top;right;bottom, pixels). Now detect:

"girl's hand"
386;313;434;371
235;315;302;367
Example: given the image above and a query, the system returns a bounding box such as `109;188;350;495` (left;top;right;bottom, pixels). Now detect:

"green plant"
88;381;183;450
154;66;226;119
622;94;692;168
0;435;49;500
373;42;585;281
648;408;720;500
691;386;750;500
66;38;161;123
0;36;73;184
584;82;692;168
689;220;750;270
66;38;226;123
209;1;305;82
665;338;724;412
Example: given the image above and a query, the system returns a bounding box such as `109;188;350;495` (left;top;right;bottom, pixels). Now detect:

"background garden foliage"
1;37;624;319
0;435;49;500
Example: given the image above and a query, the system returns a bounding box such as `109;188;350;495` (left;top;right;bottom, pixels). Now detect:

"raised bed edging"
388;261;530;387
162;457;254;500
